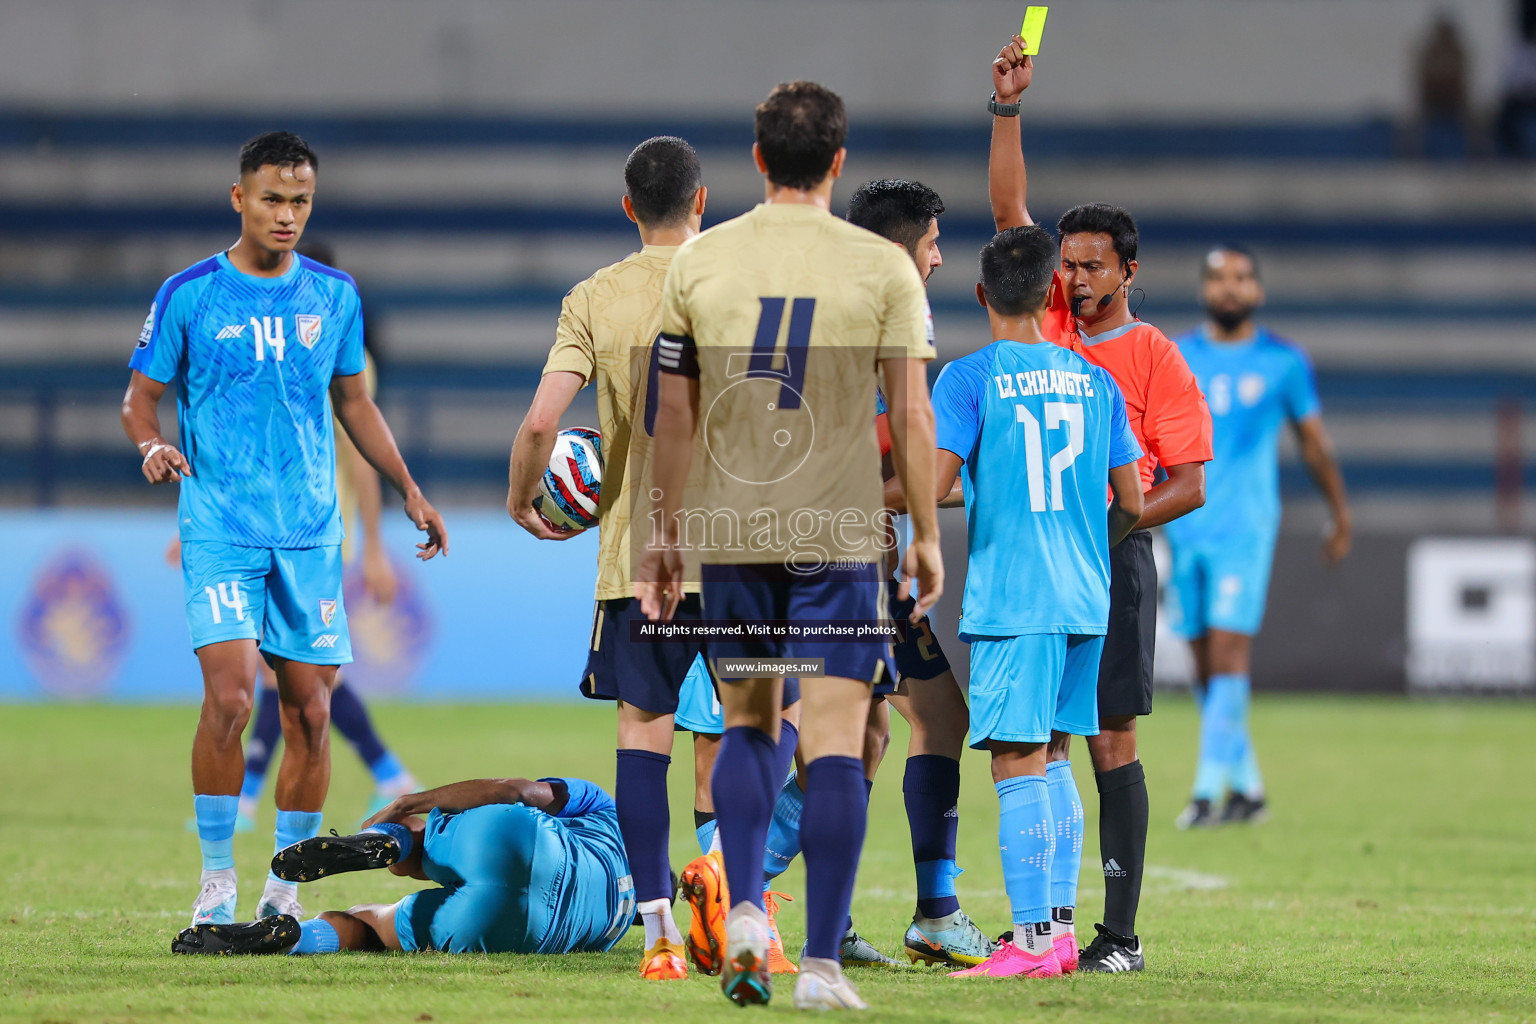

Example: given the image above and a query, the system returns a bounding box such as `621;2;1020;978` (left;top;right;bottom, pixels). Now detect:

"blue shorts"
181;541;350;664
1167;537;1276;639
967;633;1103;747
701;562;895;688
675;655;802;735
888;581;953;689
581;595;705;715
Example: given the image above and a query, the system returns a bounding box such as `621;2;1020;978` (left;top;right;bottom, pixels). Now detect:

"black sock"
694;809;715;830
1095;760;1147;939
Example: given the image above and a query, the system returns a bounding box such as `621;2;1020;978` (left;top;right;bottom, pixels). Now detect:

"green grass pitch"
2;696;1533;1022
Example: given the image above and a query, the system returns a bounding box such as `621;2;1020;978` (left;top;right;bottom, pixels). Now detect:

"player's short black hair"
1057;202;1137;267
755;81;847;192
623;136;702;227
979;225;1058;316
846;179;946;255
239;131;318;177
1203;243;1261;280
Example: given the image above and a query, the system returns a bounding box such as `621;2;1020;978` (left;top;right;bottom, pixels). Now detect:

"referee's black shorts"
1098;529;1157;719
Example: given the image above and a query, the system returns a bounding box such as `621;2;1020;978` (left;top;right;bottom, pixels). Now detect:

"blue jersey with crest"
1163;326;1320;545
933;340;1141;639
130;251;367;548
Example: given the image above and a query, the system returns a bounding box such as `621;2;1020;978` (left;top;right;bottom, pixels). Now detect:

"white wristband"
141;443;170;466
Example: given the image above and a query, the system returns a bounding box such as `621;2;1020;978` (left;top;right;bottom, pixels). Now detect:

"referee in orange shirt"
986;35;1214;974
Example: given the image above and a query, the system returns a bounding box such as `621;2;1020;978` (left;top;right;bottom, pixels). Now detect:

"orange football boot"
678;851;729;976
764;891;799;974
639;936;689;980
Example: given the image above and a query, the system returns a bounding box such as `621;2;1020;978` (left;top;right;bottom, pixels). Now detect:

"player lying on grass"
171;776;635;956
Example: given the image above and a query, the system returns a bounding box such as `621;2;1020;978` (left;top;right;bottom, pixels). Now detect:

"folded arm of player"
121;370;192;484
883;356;943;619
1294;415;1352;564
362;777;571;829
507;370;586;541
1136;461;1206;530
331;371;449;560
989;35;1035;232
636;369;698;621
1108;462;1145;546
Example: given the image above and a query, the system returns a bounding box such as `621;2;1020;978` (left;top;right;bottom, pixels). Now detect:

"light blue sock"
995;774;1054;929
194;794;239;872
763;771;804;883
1192;674;1245;801
1227;677;1264;797
270;810;324;884
286;918;341;955
1045;759;1083;910
695;818;718;855
363;821;413;860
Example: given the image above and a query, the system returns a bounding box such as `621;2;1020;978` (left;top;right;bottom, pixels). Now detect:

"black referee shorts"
1098;529;1157;719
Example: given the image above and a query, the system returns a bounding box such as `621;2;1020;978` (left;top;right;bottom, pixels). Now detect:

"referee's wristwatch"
988;92;1020;117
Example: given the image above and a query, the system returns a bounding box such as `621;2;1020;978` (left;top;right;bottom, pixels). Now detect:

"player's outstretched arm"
507;370;585;541
636;370;698;621
331;372;449;560
362;778;563;828
121;370;191;483
989;36;1035;231
1107;462;1145;546
882;356;943;619
1294;416;1352;564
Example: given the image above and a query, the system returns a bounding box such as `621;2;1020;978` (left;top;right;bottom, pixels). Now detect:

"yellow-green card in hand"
1021;6;1049;55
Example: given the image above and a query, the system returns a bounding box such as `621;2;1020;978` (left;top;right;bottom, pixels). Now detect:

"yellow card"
1020;6;1049;55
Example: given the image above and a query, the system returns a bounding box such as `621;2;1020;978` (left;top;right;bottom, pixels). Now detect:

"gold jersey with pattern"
543;245;705;600
658;203;934;567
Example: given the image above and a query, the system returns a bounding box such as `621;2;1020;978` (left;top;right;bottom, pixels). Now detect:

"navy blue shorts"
700;562;895;687
581;595;704;716
887;580;953;692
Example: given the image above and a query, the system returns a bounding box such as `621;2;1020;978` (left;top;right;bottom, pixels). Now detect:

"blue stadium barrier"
0;509;598;702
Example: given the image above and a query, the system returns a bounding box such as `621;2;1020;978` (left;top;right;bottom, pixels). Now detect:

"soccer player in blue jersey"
934;225;1144;979
1167;245;1351;828
120;132;448;931
171;774;635;957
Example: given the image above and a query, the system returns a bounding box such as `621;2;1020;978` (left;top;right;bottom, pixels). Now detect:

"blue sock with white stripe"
286;918;341;955
763;772;804;883
1045;759;1084;911
194;794;239;872
995;774;1054;931
904;754;962;919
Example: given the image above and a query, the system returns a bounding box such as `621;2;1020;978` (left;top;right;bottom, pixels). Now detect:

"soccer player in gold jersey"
638;82;943;1011
507;137;720;981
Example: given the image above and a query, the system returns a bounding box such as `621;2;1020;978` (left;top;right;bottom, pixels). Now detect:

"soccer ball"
535;427;604;532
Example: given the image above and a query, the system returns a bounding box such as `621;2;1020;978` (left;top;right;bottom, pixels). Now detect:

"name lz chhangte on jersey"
994;368;1097;400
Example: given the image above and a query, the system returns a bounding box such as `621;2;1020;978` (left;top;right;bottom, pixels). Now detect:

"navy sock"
904;754;962;919
329;682;390;773
712;726;777;912
801;755;868;962
771;719;799;788
241;689;283;798
615;749;673;904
